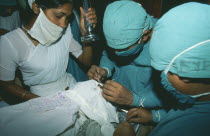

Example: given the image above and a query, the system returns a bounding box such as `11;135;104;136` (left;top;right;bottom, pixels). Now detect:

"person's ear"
142;30;150;43
32;2;40;15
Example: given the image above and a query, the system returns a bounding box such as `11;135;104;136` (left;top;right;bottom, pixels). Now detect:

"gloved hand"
127;107;153;124
101;80;133;105
87;65;108;82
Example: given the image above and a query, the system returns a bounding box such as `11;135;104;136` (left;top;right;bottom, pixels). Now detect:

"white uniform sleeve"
0;36;18;81
69;37;83;58
63;25;82;58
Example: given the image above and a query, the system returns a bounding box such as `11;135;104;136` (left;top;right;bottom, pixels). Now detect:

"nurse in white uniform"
0;0;97;103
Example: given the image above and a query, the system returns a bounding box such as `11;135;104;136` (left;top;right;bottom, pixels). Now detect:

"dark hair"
35;0;73;9
20;0;73;25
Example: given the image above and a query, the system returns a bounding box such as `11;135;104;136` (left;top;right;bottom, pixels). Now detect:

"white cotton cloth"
0;11;21;31
62;80;119;136
30;73;76;96
0;92;80;136
0;80;118;136
0;101;9;108
0;25;82;94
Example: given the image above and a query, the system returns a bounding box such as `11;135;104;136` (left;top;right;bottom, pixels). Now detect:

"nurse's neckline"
21;26;39;46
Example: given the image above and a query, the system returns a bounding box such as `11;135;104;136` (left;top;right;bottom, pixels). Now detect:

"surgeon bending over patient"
88;0;162;112
114;2;210;136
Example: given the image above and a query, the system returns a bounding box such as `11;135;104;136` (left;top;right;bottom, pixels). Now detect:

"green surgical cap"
150;2;210;78
103;1;154;49
0;0;17;6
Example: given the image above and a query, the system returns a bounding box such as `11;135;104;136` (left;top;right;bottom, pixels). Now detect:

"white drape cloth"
61;80;119;136
30;73;76;96
0;80;118;136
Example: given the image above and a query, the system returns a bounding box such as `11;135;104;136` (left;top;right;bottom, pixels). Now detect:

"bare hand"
101;80;133;105
0;28;9;36
80;7;97;35
113;122;135;136
87;65;107;82
127;107;152;124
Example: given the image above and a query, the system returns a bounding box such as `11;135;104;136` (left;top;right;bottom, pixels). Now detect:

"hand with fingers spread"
87;65;108;82
101;80;133;105
127;107;153;124
80;7;97;36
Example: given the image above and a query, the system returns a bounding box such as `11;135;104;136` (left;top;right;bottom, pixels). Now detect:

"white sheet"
0;80;118;136
65;80;119;136
0;92;79;136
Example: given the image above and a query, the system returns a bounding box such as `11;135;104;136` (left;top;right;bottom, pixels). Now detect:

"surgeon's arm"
0;80;39;102
133;85;163;108
151;109;168;124
99;50;115;77
131;73;164;107
127;107;168;124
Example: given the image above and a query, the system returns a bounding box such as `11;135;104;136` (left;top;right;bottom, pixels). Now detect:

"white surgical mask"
26;9;64;46
164;39;210;99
